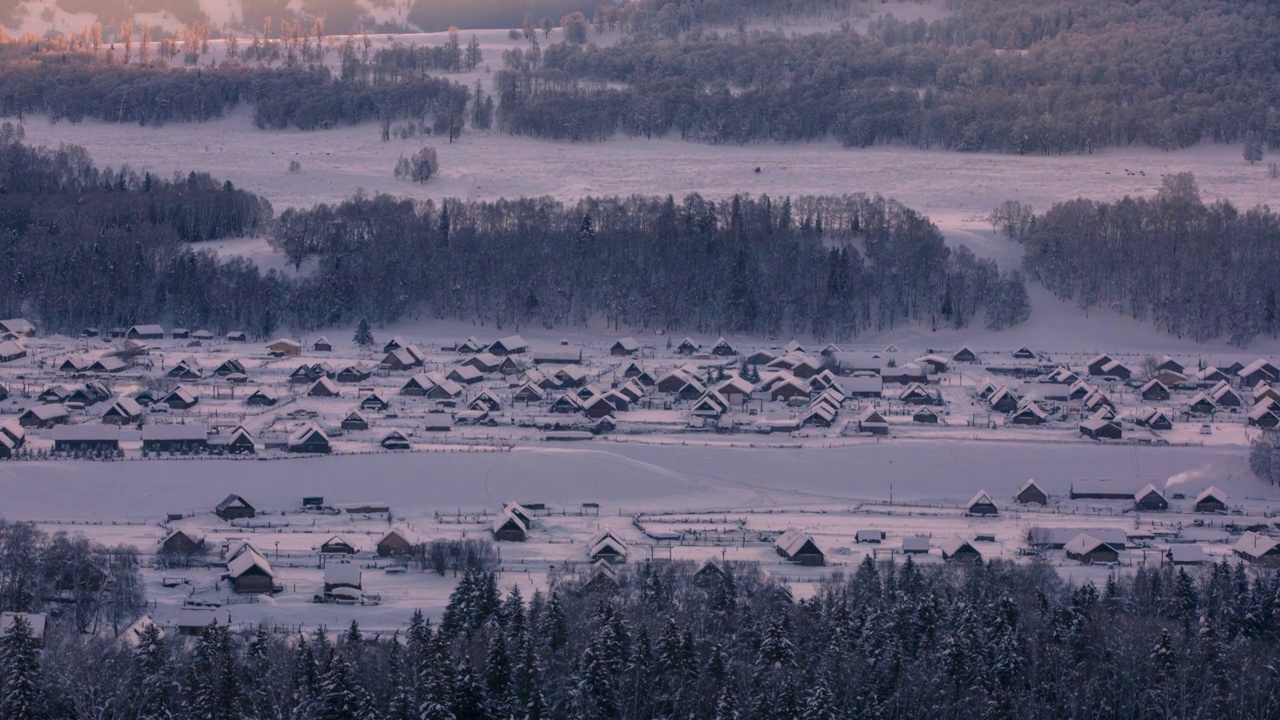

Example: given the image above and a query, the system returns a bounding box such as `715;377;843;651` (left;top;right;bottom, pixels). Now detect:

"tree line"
0;40;471;134
495;0;1280;152
6;555;1280;718
272;191;1026;337
1018;174;1280;346
0;134;1024;338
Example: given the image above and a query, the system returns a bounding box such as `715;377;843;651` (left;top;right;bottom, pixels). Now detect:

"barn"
102;398;144;425
774;528;825;566
313;337;333;352
320;536;357;556
610;337;640;356
308;377;341;398
226;544;276;594
912;406;939;424
953;346;977;362
126;324;165;340
1140;380;1169;402
380;430;411;450
857;408;889;435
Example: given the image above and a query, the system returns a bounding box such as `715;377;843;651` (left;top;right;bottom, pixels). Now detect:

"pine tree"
0;614;45;720
316;652;361;720
353;318;374;348
713;685;740;720
800;677;837;720
482;627;512;716
133;622;173;720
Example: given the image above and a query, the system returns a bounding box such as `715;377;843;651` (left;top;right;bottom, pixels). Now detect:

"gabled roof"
1195;485;1227;505
1064;533;1117;556
967;491;996;510
858;407;888;425
164;386;198;405
774;528;819;557
216;494;253;512
1018;478;1045;495
309;376;340;395
288;422;329;446
611;337;640;352
379;527;422;546
162;523;205;546
227;544;274;579
1134;483;1165;502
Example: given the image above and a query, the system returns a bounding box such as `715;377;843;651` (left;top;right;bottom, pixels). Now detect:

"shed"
313;337;333;352
1016;479;1048;505
855;530;885;544
160;524;206;555
215;494;255;521
912;406;939;424
1140;379;1170;402
488;335;528;356
1079;416;1122;440
320;536;357;555
953;346;977;362
376;528;420;557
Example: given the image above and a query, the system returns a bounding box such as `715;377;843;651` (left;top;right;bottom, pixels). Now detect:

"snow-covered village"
3;0;1280;716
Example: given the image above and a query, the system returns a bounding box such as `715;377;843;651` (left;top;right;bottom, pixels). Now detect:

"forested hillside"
504;0;1280;151
7;555;1280;719
3;0;1278;154
0;134;1023;338
1018;175;1280;347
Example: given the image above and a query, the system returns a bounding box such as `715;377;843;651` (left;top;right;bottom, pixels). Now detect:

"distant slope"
0;0;597;35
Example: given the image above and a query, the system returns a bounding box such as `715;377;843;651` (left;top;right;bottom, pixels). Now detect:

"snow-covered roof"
774;528;818;557
323;562;362;588
142;424;208;441
612;337;639;352
24;404;69;421
163;523;205;546
227;544;274;579
52;425;121;442
177;605;229;629
0;612;46;640
901;536;931;552
1064;533;1115;556
1195;485;1227;505
967;491;996;510
1134;483;1165;501
1167;545;1207;564
1233;531;1278;559
288;422;329;446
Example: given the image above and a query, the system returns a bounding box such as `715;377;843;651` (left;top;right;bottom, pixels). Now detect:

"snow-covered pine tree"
0;614;45;720
353;318;374;348
133;622;173;720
